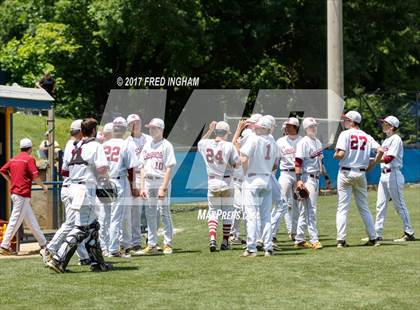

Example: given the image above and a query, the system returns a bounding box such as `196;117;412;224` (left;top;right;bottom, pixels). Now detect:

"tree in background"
0;0;418;143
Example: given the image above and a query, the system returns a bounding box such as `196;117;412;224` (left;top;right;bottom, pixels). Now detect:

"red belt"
382;168;392;174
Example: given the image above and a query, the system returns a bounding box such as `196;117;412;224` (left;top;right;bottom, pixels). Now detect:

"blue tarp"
171;149;420;203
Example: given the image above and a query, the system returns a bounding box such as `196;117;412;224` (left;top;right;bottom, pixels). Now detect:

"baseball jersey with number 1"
140;139;177;177
335;128;380;169
240;134;279;175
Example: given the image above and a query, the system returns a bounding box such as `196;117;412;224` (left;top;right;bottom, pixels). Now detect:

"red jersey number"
206;148;224;164
104;146;121;162
264;144;271;160
350;135;367;151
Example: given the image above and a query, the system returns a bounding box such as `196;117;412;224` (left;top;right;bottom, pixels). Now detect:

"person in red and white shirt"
0;138;48;255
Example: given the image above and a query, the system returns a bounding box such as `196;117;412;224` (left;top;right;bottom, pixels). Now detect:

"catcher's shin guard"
59;227;89;270
85;220;106;267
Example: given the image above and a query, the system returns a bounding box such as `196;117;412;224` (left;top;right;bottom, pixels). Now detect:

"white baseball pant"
243;177;273;252
130;197;144;247
336;170;377;241
207;187;234;237
1;194;46;250
108;177;132;254
144;178;173;247
375;169;414;237
230;179;245;238
47;186;89;260
295;174;319;243
271;171;298;236
98;199;112;254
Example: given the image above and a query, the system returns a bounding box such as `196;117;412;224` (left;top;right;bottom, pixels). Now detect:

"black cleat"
256;241;264;251
364;239;380;247
91;263;114;272
47;259;65;273
337;240;349;248
220;241;231;251
394;232;416;242
209;240;217;252
78;259;91;266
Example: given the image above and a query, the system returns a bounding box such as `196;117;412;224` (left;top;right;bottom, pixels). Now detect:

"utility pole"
327;0;344;143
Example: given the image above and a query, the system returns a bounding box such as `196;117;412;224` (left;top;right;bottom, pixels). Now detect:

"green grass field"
12;113;72;155
0;188;419;309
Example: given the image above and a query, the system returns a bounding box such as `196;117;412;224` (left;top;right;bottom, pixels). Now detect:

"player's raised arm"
232;119;247;150
201;121;218;140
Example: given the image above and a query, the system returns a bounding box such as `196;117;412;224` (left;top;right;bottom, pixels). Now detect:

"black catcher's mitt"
293;186;309;200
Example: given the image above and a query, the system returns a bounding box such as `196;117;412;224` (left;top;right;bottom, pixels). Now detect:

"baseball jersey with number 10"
140;139;177;178
335;128;380;169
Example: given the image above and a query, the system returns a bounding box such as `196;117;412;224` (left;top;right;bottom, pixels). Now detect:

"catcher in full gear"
47;118;113;273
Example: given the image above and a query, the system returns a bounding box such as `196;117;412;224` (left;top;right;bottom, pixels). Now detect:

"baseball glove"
293;186;309;200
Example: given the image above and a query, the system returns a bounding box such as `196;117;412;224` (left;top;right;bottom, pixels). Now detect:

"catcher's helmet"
96;178;118;203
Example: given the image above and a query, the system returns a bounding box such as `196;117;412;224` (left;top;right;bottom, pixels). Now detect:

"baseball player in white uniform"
45;120;90;265
230;121;252;245
125;114;152;252
334;111;384;247
48;118;112;273
270;117;302;242
134;118;177;255
102;117;138;257
240;116;279;257
103;123;113;140
198;121;240;251
293;117;324;249
372;116;415;242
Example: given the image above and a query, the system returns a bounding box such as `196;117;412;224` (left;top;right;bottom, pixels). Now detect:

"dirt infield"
0;242;40;259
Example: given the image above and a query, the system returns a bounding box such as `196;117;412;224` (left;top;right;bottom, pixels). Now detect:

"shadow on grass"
61;265;139;274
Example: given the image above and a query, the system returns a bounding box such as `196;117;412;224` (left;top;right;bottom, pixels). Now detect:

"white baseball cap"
246;113;262;124
113;117;127;127
96;131;104;141
264;115;276;128
70;119;82;131
302;117;318;130
20;138;32;148
241;128;253;138
254;116;272;129
284;117;300;127
342;111;362;124
381;116;399;128
127;114;141;125
215;121;231;133
103;123;113;133
145;118;165;129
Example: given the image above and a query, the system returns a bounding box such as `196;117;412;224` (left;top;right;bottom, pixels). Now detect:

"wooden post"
47;108;55;229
